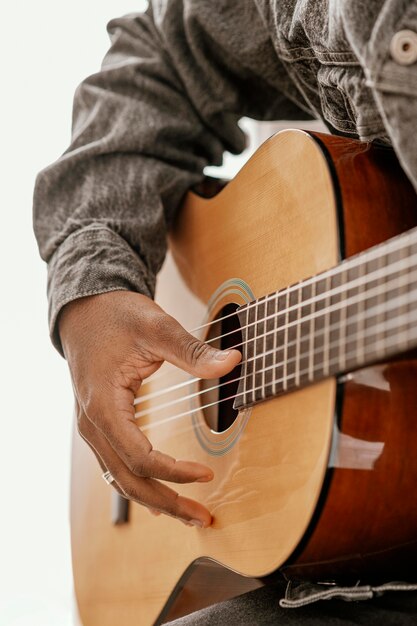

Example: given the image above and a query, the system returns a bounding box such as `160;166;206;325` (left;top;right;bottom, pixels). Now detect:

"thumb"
156;314;242;379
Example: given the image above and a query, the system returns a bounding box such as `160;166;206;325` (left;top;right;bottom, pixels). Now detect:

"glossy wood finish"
283;134;417;582
159;560;264;624
285;359;417;583
70;130;417;626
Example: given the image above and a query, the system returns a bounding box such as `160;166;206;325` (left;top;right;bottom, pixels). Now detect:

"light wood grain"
71;130;338;625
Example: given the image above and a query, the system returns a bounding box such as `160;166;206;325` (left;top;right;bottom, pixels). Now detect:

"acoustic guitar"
71;129;417;626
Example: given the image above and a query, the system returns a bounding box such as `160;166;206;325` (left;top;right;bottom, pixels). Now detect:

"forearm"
33;1;312;354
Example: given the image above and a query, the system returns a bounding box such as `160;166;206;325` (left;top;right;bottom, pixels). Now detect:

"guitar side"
283;133;417;582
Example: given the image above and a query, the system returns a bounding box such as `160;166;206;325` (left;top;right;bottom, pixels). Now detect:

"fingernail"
214;350;230;361
196;473;213;482
190;519;204;528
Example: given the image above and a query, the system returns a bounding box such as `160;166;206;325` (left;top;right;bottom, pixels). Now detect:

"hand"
59;291;241;528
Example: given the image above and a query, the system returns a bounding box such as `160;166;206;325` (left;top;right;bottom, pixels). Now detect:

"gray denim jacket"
33;0;417;353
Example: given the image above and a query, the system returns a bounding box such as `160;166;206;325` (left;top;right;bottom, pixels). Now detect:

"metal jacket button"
390;30;417;65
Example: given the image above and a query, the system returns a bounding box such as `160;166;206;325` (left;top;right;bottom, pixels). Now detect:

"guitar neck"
235;226;417;409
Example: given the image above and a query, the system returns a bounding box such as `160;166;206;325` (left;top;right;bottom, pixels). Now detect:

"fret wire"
261;297;267;400
191;228;417;335
249;303;256;406
295;285;302;386
338;268;347;371
273;292;287;396
137;272;417;409
375;253;385;359
136;273;417;409
253;300;259;402
234;314;417;408
363;260;375;358
272;292;279;395
298;283;311;386
356;262;365;366
283;289;290;391
244;307;417;406
139;316;417;425
254;297;267;402
206;248;417;349
264;295;275;396
136;301;417;419
245;302;256;406
242;268;417;400
308;281;316;381
328;269;340;374
239;263;417;355
312;277;325;379
286;287;298;389
240;282;417;373
323;275;331;376
139;300;417;419
397;243;410;352
242;305;249;405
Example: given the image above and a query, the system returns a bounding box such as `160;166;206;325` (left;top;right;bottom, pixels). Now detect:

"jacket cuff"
47;226;155;355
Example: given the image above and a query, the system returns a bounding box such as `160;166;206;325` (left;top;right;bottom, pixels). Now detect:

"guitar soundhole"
200;303;243;432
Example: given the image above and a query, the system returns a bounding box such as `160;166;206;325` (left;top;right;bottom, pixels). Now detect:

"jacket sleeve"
342;0;417;192
33;0;312;354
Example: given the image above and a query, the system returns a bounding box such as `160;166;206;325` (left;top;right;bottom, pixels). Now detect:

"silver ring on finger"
102;470;115;485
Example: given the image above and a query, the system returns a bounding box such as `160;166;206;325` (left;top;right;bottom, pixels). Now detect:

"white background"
0;2;148;625
0;2;324;624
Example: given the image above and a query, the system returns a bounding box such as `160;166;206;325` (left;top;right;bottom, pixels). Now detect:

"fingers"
66;294;228;528
152;312;242;379
77;407;167;519
78;412;212;527
91;387;214;485
75;403;125;498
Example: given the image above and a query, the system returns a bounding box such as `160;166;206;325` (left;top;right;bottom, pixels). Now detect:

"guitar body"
71;130;417;626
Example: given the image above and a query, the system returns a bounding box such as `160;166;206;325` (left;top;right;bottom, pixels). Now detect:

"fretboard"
234;226;417;410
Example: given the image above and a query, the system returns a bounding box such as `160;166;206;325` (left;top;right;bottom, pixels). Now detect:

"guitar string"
136;257;417;400
189;228;416;333
135;275;417;408
137;321;417;432
135;299;417;419
139;232;415;390
134;268;417;406
194;250;417;348
135;300;417;418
